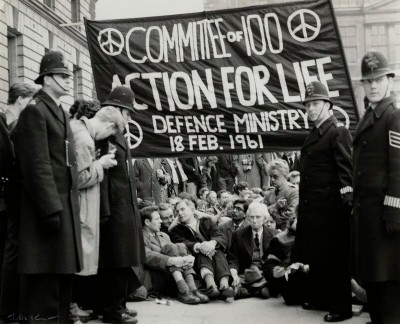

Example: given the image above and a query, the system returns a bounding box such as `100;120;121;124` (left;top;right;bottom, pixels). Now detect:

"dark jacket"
228;225;277;274
0;112;13;208
352;97;400;282
179;157;202;185
294;116;353;266
12;89;82;273
99;132;145;268
217;154;237;178
169;218;227;254
134;158;163;204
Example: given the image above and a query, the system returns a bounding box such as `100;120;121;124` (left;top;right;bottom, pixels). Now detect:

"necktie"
155;233;161;246
254;233;260;248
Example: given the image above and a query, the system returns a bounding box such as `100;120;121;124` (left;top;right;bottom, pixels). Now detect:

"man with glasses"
353;50;400;324
12;51;83;322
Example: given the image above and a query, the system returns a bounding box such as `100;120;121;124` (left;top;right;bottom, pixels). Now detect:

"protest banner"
85;0;359;158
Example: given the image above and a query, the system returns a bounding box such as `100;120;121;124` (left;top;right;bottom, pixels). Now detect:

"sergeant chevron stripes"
384;195;400;209
340;186;353;195
389;130;400;149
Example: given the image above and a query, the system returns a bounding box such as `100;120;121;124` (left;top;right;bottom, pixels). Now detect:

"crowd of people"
0;48;399;324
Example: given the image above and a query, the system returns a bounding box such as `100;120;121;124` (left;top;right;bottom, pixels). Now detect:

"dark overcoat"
352;97;400;282
12;89;82;274
99;132;145;268
134;158;163;204
294;116;353;265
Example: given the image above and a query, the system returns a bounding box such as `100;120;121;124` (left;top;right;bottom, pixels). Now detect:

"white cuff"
384;195;400;209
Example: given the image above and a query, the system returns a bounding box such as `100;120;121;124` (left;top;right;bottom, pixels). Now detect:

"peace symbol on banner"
287;9;321;42
124;120;143;149
97;28;124;56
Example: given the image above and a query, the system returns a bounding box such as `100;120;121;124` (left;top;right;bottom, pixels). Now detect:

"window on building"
367;24;387;55
7;28;22;86
44;0;55;10
73;65;83;100
71;0;81;23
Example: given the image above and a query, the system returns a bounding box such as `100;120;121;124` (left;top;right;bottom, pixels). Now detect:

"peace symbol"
124;120;143;149
287;9;321;43
97;28;124;56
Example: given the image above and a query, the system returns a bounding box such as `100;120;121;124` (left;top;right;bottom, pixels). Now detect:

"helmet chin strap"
51;75;68;92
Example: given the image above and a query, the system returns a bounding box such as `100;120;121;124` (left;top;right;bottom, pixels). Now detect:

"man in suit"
294;81;353;322
179;157;203;196
11;51;83;323
134;158;166;204
264;159;299;230
216;154;237;192
219;199;250;250
228;201;277;298
352;50;400;324
169;199;234;299
141;206;208;304
98;86;145;324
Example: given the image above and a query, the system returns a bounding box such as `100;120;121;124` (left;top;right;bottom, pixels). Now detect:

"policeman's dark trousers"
0;210;19;319
19;274;72;323
365;281;400;324
217;176;235;193
0;211;7;292
98;267;132;316
308;264;352;315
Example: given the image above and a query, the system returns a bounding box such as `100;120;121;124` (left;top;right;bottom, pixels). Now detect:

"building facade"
0;0;97;109
204;0;400;112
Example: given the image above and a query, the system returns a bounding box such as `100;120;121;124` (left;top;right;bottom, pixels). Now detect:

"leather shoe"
220;286;235;299
206;285;220;299
178;291;200;305
191;289;209;303
124;308;137;317
324;312;352;322
103;313;138;323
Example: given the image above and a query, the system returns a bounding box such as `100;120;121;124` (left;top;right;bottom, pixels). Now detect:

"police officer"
294;81;353;322
11;51;83;323
98;86;145;324
352;50;400;324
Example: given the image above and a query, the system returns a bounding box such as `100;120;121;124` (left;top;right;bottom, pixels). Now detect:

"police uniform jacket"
264;181;299;216
294;116;353;265
352;96;400;282
99;132;145;268
12;89;83;273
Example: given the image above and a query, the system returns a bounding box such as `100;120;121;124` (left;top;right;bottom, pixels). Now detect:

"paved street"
92;297;369;324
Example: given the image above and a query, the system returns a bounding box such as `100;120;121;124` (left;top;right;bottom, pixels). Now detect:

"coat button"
363;141;367;145
357;171;362;176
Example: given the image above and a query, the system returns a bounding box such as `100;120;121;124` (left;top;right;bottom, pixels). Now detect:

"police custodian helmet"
361;50;395;81
302;81;333;109
34;51;72;84
101;86;136;113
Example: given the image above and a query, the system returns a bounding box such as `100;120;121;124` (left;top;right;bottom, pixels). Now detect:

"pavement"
91;297;370;324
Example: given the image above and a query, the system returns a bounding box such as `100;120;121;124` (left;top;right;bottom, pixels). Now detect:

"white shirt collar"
252;227;263;237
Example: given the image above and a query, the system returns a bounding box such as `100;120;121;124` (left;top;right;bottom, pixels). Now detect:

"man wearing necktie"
352;50;400;324
228;202;278;298
294;81;353;322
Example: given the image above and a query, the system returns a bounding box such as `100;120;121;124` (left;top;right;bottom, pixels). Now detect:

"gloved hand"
385;220;400;235
41;212;61;232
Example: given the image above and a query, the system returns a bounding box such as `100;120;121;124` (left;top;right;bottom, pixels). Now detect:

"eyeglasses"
233;206;244;212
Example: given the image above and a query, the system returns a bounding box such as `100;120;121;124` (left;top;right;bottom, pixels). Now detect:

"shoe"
260;287;270;299
124;308;137;317
220;286;235;299
191;289;209;303
102;313;138;324
206;285;220;299
79;313;99;323
234;287;251;300
324;312;352;322
177;291;200;305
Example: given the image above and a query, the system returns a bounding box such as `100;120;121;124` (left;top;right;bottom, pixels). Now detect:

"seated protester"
287;171;300;188
228;202;278;299
251;187;263;198
206;191;220;215
169;199;234;300
141;206;209;304
217;190;231;206
198;187;209;203
219;199;250;250
264;159;299;217
268;204;292;232
158;203;175;234
232;181;251;200
263;217;309;306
